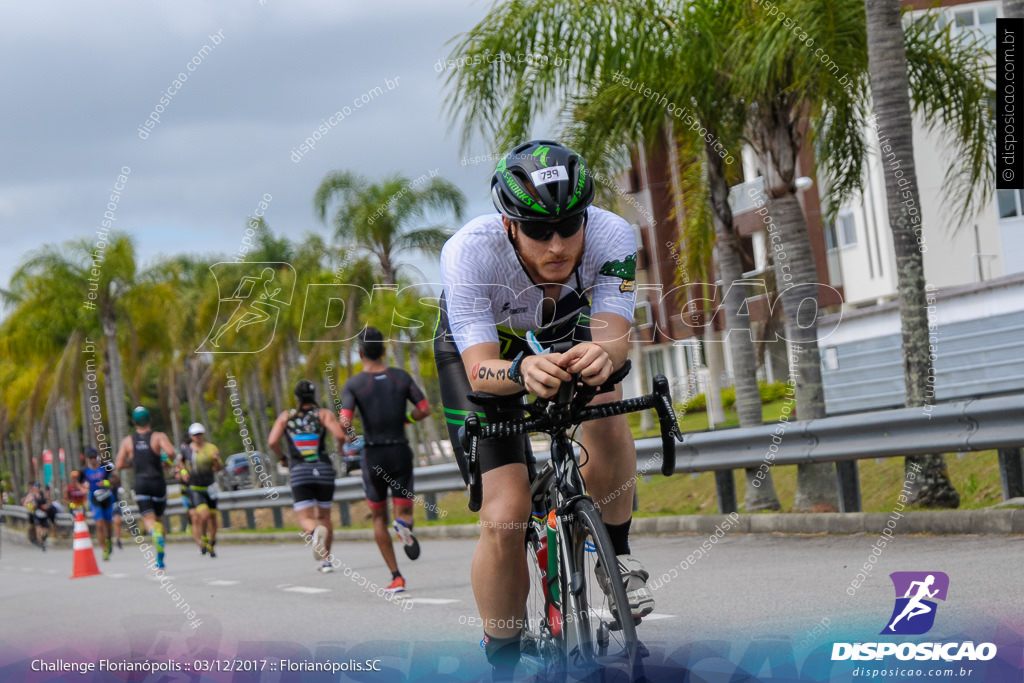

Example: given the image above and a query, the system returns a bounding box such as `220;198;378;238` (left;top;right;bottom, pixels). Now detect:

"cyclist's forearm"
467;359;521;395
598;339;629;370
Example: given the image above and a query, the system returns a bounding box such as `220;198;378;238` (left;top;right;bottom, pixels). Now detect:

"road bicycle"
461;349;681;677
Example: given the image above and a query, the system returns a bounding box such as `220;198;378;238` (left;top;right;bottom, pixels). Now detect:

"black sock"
392;571;402;580
483;631;521;676
605;518;631;556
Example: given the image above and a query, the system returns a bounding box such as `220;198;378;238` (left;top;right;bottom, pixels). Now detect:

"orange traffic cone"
70;511;101;579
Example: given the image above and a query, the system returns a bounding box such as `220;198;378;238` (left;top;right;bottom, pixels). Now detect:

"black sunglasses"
516;212;587;242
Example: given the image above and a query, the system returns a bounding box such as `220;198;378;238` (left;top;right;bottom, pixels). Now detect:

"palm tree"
861;3;992;506
313;171;465;286
722;0;989;508
314;171;464;456
10;235;141;446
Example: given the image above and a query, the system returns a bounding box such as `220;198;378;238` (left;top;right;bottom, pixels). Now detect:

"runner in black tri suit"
268;380;347;573
115;406;176;569
340;327;431;594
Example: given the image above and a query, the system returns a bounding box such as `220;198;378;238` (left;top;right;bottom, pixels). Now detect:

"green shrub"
758;380;791;403
678;380;791;414
680;393;706;413
720;386;736;409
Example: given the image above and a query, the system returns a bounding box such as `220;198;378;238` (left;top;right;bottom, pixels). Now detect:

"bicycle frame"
544;430;596;663
461;360;682;671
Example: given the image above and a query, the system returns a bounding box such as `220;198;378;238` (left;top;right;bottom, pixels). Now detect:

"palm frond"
904;11;995;229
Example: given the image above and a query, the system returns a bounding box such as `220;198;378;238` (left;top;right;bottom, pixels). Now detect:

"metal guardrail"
669;394;1024;471
3;395;1022;528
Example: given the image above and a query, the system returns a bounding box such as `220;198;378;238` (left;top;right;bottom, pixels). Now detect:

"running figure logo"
199;263;295;353
881;571;950;635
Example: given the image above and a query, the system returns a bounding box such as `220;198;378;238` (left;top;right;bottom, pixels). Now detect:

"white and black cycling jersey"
439;207;638;355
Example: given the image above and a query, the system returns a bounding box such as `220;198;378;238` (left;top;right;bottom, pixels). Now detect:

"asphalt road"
2;531;1022;680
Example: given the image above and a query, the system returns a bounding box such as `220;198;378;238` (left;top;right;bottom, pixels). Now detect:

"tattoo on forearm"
475;365;509;381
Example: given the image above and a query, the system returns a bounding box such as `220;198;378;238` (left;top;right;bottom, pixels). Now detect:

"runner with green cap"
115;406;176;569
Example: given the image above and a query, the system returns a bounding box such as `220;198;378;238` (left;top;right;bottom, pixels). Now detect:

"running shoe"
103;550;111;561
116;538;123;550
208;541;216;559
200;542;207;555
393;519;421;561
312;525;328;562
384;576;405;593
319;561;333;574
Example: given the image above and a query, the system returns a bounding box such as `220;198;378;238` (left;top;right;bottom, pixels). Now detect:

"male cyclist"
268;380;348;573
435;140;650;675
180;423;222;557
115;406;175;569
82;448;118;560
340;326;431;593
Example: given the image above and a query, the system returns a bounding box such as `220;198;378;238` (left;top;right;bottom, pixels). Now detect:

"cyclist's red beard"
509;228;586;285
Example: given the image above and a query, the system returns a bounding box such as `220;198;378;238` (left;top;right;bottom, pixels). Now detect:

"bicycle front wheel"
562;498;638;672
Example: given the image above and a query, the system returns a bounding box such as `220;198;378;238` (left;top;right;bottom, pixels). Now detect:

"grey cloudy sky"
0;0;532;294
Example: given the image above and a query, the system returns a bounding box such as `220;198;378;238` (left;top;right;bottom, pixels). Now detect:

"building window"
998;189;1024;220
825;220;839;251
911;4;998;50
833;211;856;248
953;5;997;46
825;213;856;248
646;348;666;380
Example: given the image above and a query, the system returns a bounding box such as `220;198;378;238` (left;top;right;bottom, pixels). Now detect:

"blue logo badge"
881;571;949;635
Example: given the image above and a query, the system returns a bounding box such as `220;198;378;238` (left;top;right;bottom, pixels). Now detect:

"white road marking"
106;573;128;579
206;579;240;586
637;612;676;621
283;586;331;594
399;598;460;605
591;608;675;622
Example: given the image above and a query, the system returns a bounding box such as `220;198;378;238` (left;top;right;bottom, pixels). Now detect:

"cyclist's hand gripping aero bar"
459;342;683;512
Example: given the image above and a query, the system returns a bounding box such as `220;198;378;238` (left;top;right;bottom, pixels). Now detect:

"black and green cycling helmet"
490;140;594;222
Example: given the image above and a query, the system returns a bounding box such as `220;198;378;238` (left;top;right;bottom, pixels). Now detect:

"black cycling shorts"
188;488;218;510
135;477;167;517
290;461;336;510
361;444;415;509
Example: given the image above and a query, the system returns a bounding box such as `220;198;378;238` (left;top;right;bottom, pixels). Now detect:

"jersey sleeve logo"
599;253;637;292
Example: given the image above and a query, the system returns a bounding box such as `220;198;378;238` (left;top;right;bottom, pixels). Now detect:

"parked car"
342;436;364;476
220;453;256;491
